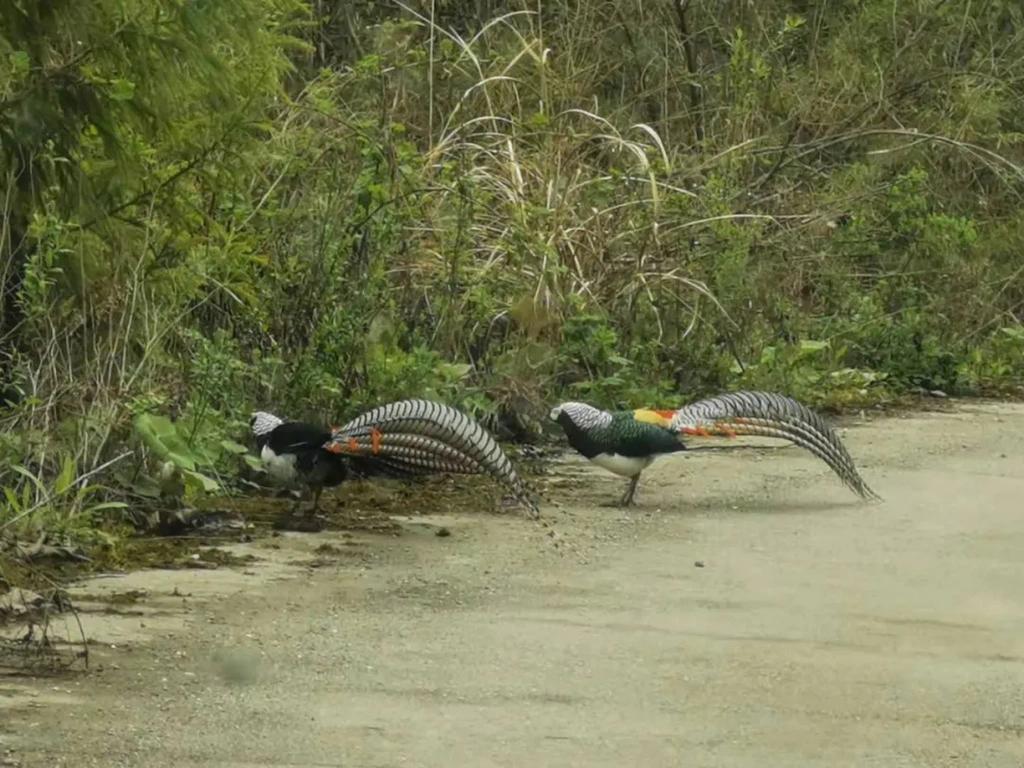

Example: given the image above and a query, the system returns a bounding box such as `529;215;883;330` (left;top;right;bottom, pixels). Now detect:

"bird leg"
619;474;641;507
309;485;323;516
287;489;302;516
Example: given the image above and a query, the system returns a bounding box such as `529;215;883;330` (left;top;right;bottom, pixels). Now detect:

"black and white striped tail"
670;391;880;501
328;399;541;518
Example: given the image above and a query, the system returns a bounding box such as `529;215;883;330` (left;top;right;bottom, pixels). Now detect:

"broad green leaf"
109;78;136;101
999;326;1024;342
129;475;164;499
784;14;806;31
220;439;250;455
183;469;220;494
8;50;29;75
133;413;199;470
438;362;472;380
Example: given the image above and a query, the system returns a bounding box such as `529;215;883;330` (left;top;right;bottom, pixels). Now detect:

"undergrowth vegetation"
2;0;1023;552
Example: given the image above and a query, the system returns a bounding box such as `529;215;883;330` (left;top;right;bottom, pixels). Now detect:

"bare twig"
671;0;705;144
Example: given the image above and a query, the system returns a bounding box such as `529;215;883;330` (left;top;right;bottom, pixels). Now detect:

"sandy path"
2;401;1023;767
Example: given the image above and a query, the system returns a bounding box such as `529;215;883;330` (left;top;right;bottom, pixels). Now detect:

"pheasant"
549;391;878;506
249;412;348;513
250;399;539;518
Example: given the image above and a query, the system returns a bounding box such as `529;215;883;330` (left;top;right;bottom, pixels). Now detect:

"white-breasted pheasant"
250;399;539;518
550;391;878;506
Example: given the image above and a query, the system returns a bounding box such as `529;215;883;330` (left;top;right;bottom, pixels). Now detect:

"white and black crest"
250;410;284;437
548;402;613;430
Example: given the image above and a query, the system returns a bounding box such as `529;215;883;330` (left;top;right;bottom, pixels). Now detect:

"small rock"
435;527;451;538
694;560;705;568
0;588;45;617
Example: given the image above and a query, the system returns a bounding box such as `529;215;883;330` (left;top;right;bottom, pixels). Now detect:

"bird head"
249;410;283;437
548;402;611;430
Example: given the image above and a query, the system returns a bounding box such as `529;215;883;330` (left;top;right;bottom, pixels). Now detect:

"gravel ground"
2;401;1023;767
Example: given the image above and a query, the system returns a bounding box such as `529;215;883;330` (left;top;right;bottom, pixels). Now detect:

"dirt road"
2;401;1024;767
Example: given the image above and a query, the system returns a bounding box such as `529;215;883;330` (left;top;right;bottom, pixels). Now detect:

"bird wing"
597;412;685;457
267;422;334;473
666;391;879;500
325;399;539;517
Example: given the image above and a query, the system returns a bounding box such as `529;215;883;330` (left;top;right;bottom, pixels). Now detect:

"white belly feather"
589;452;654;478
261;444;298;484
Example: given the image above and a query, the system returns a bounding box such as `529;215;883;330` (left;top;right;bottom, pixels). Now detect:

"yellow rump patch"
632;408;674;427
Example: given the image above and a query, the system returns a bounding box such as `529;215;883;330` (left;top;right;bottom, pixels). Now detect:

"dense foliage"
2;0;1023;542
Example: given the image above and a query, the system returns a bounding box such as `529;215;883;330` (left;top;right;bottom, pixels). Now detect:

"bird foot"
277;502;326;530
303;504;328;520
617;476;640;507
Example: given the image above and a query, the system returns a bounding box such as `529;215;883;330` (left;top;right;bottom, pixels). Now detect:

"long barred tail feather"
348;458;422;479
670;391;880;501
326;399;542;519
329;433;489;476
